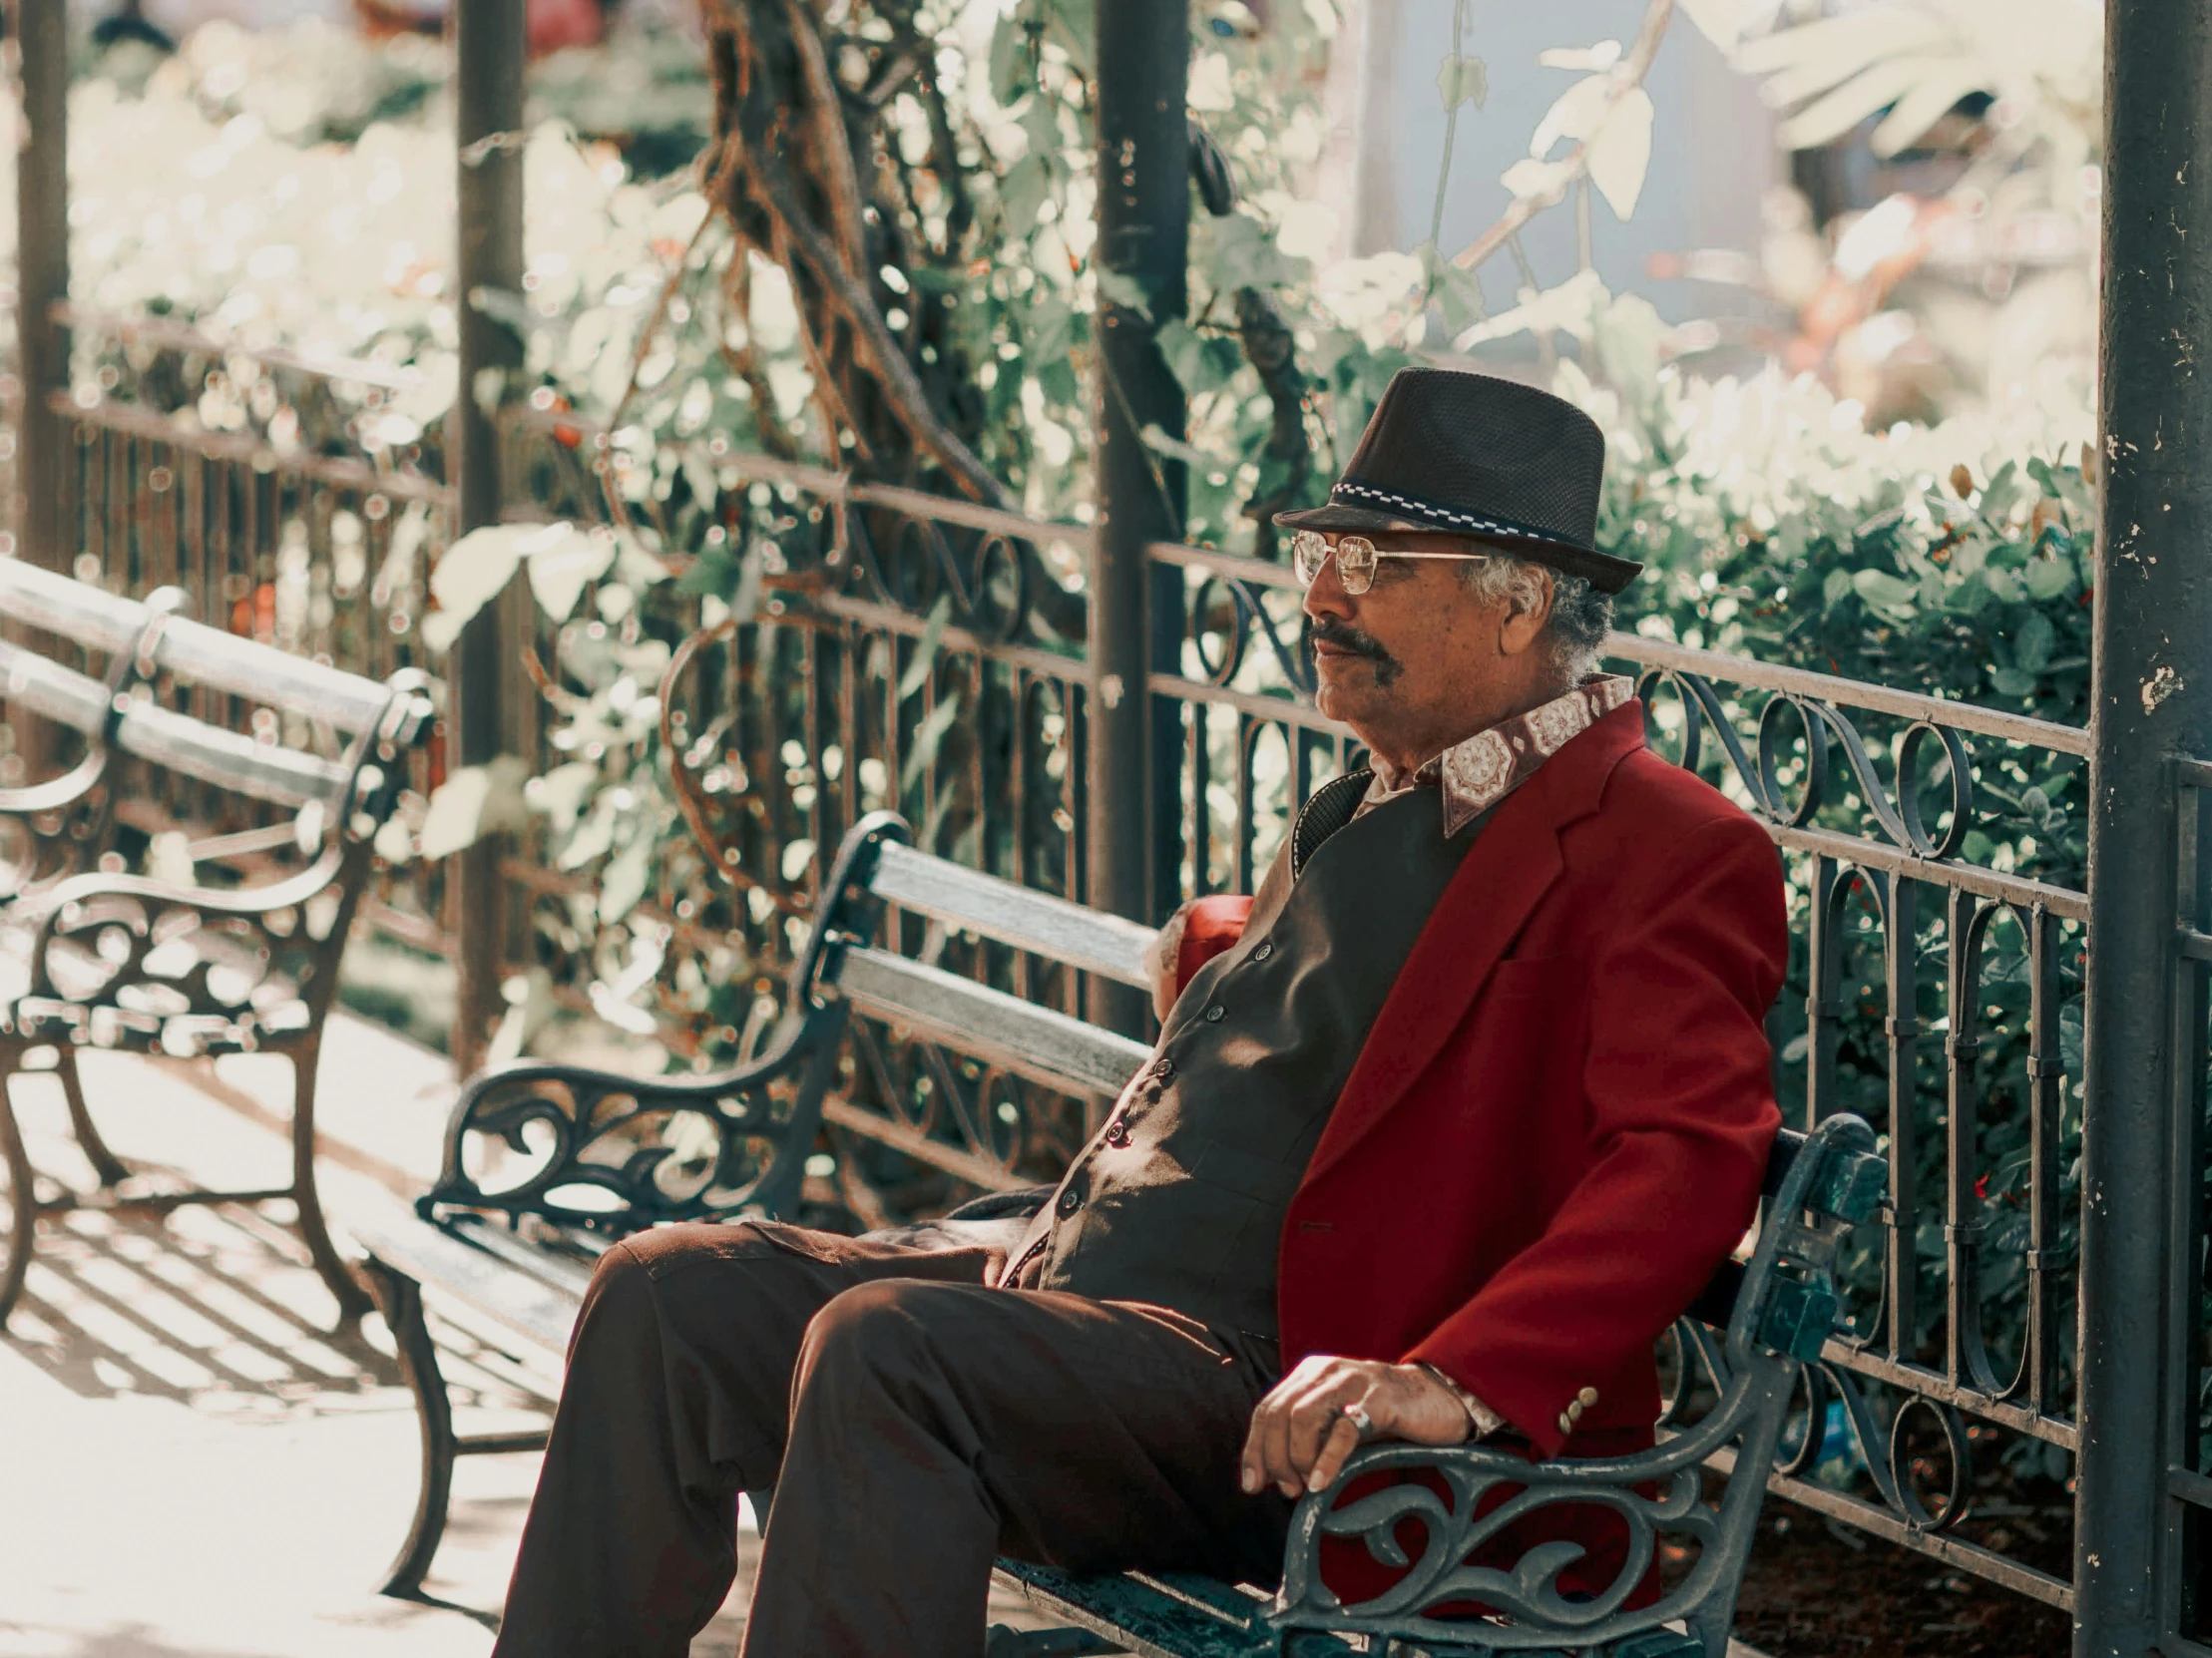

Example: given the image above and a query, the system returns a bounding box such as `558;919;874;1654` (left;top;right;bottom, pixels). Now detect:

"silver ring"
1341;1401;1373;1436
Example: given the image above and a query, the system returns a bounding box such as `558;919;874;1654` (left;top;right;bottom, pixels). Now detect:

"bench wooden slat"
117;700;355;809
0;558;392;731
0;637;109;734
348;1213;582;1355
443;1213;604;1300
840;946;1152;1097
869;841;1155;989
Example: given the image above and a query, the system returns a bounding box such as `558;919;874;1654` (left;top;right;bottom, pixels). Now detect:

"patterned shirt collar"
1362;675;1637;838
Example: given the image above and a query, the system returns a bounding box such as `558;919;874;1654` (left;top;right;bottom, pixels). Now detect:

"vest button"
1057;1185;1085;1216
1203;1004;1226;1023
1251;941;1273;962
1152;1057;1175;1081
1104;1118;1131;1148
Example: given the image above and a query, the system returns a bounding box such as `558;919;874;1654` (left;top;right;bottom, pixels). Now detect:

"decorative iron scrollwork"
423;812;911;1231
1636;666;1975;859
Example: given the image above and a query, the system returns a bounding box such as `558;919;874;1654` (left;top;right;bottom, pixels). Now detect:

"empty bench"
0;557;434;1325
357;810;1882;1654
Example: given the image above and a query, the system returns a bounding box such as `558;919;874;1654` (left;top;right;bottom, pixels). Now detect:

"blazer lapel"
1300;702;1648;1187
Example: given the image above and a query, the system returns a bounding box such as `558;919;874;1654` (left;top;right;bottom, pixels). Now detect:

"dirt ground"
1732;1500;2072;1657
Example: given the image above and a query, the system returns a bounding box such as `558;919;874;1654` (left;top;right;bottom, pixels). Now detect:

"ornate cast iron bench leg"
53;1044;128;1188
361;1257;459;1597
0;1043;36;1327
360;1255;554;1597
285;1037;374;1324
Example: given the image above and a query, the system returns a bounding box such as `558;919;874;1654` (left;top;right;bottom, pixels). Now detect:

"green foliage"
1555;291;2093;1475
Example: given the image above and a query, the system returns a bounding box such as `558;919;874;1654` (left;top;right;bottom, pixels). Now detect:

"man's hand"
1239;1356;1474;1500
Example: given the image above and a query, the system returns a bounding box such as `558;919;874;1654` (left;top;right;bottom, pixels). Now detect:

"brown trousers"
491;1220;1290;1658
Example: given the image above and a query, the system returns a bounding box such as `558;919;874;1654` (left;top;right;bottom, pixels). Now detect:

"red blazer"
1178;701;1787;1457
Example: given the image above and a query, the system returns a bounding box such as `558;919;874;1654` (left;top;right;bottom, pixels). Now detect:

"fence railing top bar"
1611;631;2092;757
847;477;1097;557
53;390;458;508
1145;670;1345;738
52;301;428;394
1148;539;1300;592
506;420;1104;558
820;592;1092;684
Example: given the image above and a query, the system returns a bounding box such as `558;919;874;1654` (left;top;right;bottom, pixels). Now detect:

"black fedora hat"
1276;367;1641;595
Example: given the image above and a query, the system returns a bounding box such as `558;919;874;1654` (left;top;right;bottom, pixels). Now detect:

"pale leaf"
422;524;527;653
1587;88;1655;220
1537;40;1621;72
1454;269;1607;350
419;756;534;860
598;832;655;925
901;692;963;793
1775;59;1923;153
1501;157;1574;203
525;523;617;622
1529;73;1613;157
1741;10;1949;108
899;594;954;699
1735;8;1949;87
1870;61;1992;157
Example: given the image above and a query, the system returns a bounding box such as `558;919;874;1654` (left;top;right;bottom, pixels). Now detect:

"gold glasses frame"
1289;530;1491;597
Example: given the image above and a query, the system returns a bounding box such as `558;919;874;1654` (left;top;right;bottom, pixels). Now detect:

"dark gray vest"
1010;774;1483;1344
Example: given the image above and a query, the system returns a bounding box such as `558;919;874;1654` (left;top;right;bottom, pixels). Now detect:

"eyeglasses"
1289;530;1490;597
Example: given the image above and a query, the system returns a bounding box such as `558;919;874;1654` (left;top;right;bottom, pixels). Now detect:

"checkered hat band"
1327;480;1581;550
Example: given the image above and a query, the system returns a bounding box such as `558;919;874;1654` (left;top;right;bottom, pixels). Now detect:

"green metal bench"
0;557;435;1325
354;811;1880;1655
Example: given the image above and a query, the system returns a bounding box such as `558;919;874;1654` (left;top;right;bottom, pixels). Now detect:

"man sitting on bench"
491;367;1788;1658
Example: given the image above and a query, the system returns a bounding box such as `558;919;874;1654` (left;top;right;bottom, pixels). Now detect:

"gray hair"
1458;551;1614;681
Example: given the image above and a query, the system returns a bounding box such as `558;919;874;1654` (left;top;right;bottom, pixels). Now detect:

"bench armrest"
422;812;917;1234
422;999;856;1232
1269;1114;1880;1655
1269;1326;1796;1655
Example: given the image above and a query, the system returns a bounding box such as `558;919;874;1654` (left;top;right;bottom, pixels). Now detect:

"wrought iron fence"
0;300;2112;1605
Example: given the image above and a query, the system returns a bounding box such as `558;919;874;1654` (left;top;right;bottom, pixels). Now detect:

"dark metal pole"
13;0;68;575
1090;0;1188;996
449;0;526;1075
2076;2;2212;1651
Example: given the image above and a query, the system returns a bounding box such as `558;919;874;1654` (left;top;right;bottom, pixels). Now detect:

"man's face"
1299;534;1542;755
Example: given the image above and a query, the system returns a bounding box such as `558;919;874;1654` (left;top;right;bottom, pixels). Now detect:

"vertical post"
449;0;526;1075
13;0;67;574
1089;0;1188;999
2076;2;2212;1652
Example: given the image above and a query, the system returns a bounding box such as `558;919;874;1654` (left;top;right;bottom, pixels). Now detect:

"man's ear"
1497;570;1554;658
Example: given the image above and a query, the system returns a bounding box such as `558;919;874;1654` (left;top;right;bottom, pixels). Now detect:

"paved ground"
0;1017;1049;1658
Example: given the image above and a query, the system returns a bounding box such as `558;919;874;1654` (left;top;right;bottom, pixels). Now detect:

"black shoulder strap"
1291;769;1374;878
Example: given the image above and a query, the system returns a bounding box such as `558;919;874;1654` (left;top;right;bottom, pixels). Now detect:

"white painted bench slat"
839;945;1153;1098
0;557;393;731
869;840;1156;989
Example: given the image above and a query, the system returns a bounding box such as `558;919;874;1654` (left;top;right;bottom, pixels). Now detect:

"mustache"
1309;617;1397;665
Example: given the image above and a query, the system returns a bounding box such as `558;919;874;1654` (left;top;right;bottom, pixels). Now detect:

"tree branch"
1450;0;1673;273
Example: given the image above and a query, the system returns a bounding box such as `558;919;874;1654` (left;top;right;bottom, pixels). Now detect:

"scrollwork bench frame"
0;558;434;1324
352;812;1879;1656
